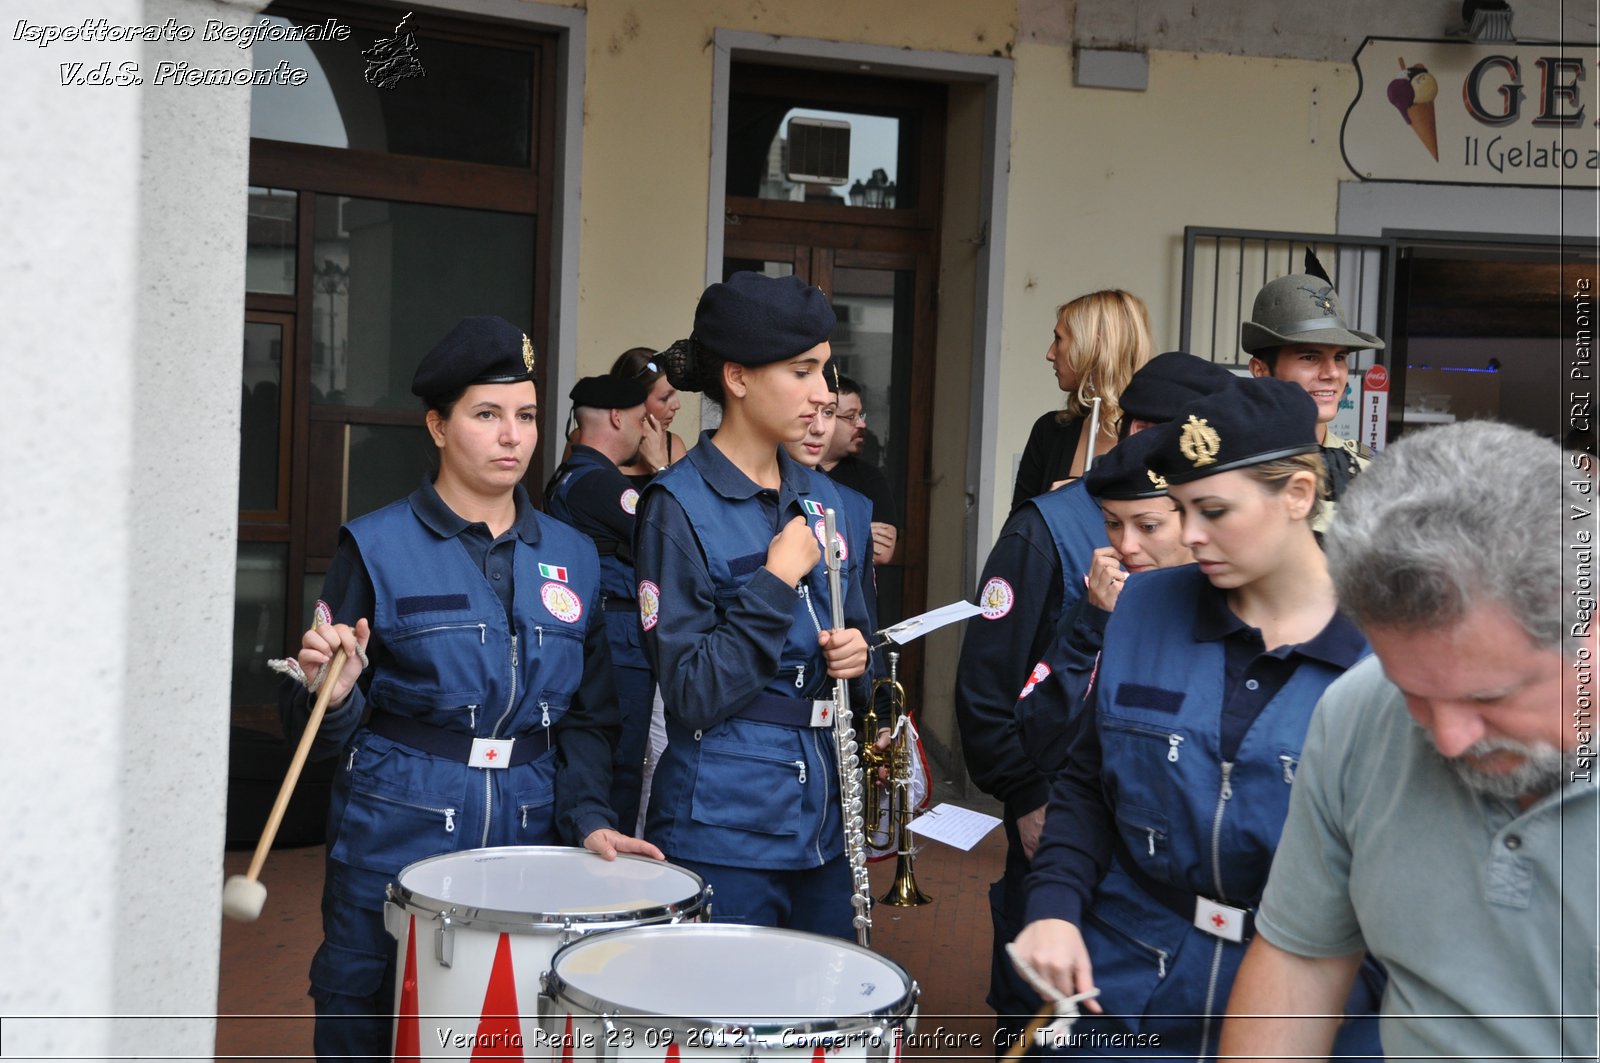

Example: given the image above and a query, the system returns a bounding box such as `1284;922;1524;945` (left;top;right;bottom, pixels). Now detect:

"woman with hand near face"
610;346;690;483
633;273;874;939
1010;378;1382;1060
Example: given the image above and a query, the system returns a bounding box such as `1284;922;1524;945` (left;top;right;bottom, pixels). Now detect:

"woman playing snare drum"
280;316;659;1061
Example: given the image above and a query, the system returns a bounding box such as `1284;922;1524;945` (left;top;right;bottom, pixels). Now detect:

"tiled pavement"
216;773;1010;1062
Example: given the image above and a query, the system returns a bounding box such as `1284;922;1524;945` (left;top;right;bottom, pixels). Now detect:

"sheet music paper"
907;802;1003;851
880;600;984;645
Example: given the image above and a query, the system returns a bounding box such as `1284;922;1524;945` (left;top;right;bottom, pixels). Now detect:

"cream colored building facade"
2;0;1594;1054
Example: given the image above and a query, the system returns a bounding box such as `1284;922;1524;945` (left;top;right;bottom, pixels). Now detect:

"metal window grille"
1180;227;1396;370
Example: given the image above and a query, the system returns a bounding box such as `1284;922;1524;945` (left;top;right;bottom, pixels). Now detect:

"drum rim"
388;846;710;933
543;923;918;1041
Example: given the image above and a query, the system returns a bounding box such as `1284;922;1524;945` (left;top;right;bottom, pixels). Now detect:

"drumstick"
222;649;347;922
1002;1002;1059;1061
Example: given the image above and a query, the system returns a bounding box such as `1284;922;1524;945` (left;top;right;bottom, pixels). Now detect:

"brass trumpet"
863;651;931;907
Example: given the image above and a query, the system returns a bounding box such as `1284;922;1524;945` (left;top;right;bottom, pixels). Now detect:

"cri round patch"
620;488;640;515
979;577;1014;620
638;580;661;631
812;519;848;562
541;582;583;623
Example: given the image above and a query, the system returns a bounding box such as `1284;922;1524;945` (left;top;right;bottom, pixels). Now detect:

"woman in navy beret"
1009;377;1382;1059
632;272;875;938
280;315;662;1059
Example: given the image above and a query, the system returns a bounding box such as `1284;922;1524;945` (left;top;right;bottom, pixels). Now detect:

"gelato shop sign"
1342;37;1599;187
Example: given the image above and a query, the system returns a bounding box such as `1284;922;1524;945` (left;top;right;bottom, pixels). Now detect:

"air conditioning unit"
785;116;851;186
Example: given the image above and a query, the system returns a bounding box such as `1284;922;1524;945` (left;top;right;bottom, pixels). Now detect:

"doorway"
1389;241;1599;447
723;63;945;703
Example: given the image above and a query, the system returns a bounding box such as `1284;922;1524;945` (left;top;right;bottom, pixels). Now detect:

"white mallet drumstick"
222;649;347;922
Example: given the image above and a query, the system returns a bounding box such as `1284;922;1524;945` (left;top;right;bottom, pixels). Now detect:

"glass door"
722;241;936;700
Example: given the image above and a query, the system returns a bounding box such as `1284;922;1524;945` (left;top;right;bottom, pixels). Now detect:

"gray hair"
1326;421;1585;653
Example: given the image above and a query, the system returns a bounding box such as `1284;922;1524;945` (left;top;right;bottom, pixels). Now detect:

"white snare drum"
540;924;919;1062
385;846;710;1060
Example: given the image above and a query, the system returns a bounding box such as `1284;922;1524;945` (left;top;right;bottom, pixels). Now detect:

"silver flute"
823;507;873;946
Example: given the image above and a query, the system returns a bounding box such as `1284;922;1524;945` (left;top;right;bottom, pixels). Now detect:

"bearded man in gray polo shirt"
1220;420;1597;1063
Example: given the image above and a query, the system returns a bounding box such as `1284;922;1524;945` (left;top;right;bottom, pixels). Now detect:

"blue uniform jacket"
832;478;879;637
634;433;872;870
1025;565;1376;1058
955;479;1107;817
544;444;651;672
283;482;620;912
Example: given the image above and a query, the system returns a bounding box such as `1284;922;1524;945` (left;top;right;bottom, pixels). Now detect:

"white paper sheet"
879;599;984;645
906;802;1003;851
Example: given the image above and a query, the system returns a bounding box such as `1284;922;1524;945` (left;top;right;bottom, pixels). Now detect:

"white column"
0;0;263;1054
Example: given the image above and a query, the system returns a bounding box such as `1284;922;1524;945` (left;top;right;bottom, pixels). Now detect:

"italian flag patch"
801;499;825;518
538;562;568;583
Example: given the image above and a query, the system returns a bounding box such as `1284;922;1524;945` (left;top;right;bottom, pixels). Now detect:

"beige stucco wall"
991;44;1354;537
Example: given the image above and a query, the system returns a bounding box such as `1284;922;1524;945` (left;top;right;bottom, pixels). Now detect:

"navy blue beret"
1146;377;1320;486
1084;428;1171;500
692;272;836;365
1120;351;1240;425
411;316;536;402
570;375;647;410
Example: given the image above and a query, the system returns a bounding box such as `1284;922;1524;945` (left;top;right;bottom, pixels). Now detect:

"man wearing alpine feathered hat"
1243;251;1385;531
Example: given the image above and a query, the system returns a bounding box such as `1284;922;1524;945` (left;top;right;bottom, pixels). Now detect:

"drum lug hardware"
601;1013;620;1062
435;911;455;968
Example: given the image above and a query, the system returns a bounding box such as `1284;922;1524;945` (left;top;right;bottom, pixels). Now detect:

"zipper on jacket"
1194;760;1239;1058
389;621;485;642
480;770;492;848
1279;754;1297;783
362;790;456;833
1211;761;1235;899
808;730;828;864
1198;936;1227;1060
1167;733;1184;763
490;634;520;738
484;632;521;847
793;760;807;784
794;664;806;690
1090;912;1170;979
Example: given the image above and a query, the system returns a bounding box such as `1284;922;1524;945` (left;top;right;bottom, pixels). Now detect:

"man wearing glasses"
821;376;899;565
